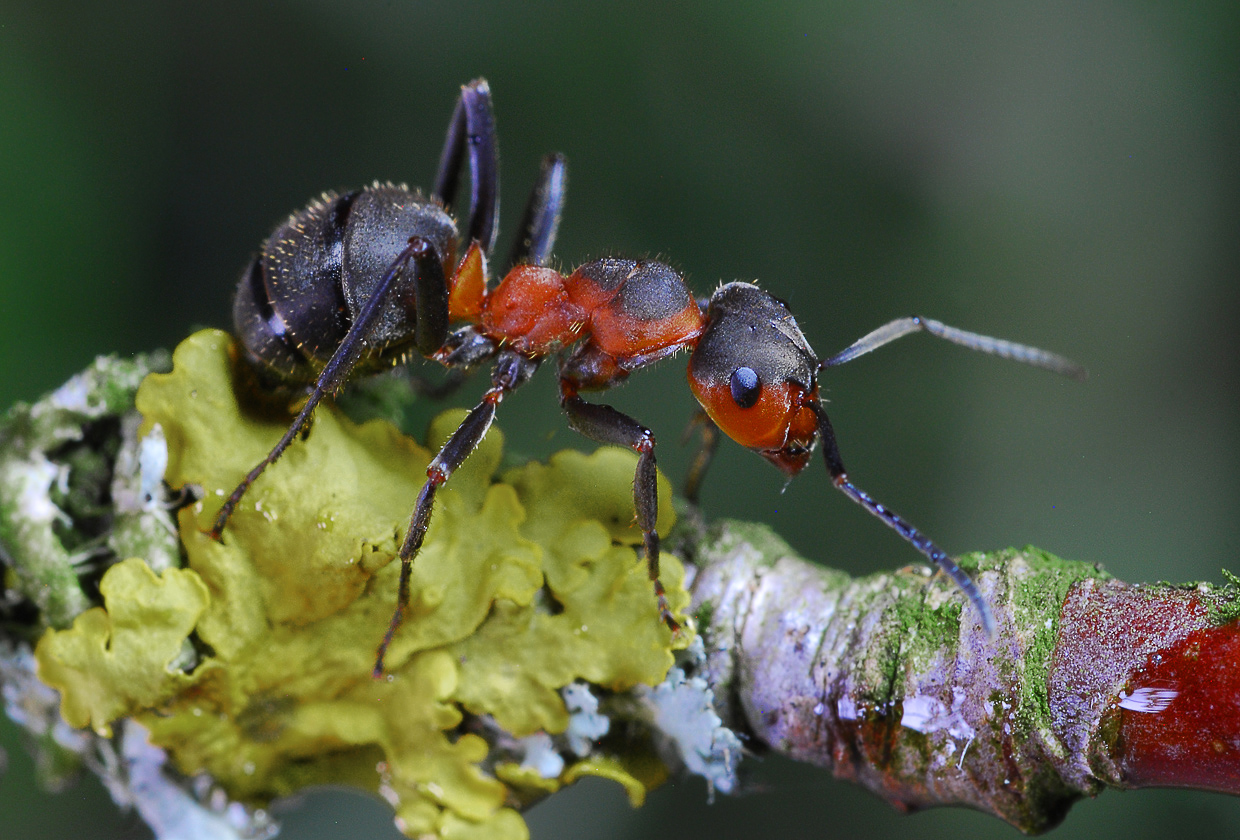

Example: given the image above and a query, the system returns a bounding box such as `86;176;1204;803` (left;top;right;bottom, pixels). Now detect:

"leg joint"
635;431;656;454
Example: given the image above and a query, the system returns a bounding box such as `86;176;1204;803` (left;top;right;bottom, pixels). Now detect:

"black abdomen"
232;185;458;384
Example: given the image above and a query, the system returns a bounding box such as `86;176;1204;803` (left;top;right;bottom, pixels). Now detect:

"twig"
2;341;1237;839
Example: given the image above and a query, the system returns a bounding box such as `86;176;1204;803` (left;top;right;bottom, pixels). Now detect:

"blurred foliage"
3;1;1240;839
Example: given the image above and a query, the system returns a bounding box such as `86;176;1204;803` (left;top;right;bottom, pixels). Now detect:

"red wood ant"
213;79;1084;676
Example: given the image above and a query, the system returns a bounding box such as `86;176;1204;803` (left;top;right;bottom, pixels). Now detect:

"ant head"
688;283;821;476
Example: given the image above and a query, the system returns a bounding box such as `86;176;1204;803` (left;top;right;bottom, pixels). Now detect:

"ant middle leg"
559;383;680;633
505;153;568;271
373;349;534;677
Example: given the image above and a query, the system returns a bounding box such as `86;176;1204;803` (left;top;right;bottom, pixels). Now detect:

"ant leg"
820;316;1085;381
680;410;720;505
211;237;447;540
504;153;568;271
560;385;680;633
374;349;534;677
410;241;450;357
433;79;499;253
808;401;997;637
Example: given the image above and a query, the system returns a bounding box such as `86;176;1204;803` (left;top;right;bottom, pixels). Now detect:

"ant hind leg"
560;384;680;633
433;79;500;253
680;410;720;506
211;237;448;540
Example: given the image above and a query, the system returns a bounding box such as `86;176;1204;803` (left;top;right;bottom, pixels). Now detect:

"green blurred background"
2;1;1239;838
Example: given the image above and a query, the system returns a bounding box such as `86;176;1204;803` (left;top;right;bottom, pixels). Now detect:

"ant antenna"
820;315;1086;381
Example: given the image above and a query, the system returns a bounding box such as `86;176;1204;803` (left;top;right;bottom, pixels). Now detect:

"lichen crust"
35;329;691;840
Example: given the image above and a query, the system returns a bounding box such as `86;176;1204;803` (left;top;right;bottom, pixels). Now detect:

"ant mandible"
214;79;1085;676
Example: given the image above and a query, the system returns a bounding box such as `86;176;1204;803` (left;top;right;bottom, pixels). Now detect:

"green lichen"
693;599;714;633
818;544;1099;823
33;329;691;840
998;546;1104;763
0;351;170;631
1142;576;1240;627
1200;571;1240;627
702;519;802;572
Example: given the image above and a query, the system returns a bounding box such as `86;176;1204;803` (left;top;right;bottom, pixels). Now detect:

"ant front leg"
808;401;997;637
211;237;448;540
407;323;503;401
559;382;680;634
373;348;535;677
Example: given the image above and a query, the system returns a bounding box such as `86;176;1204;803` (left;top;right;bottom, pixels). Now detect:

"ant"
214;79;1084;676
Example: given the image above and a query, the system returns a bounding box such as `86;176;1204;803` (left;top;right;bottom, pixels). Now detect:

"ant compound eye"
729;366;762;409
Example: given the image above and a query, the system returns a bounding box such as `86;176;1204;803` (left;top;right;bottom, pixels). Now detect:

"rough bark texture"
688;520;1240;833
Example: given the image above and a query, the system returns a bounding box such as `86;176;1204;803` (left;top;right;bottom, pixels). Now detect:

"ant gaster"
215;79;1085;676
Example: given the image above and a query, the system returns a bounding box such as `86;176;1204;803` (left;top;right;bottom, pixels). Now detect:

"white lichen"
14;455;69;527
900;686;975;742
47;373;100;416
121;722;277;840
561;682;609;757
516;732;564;779
638;636;741;796
2;641;275;840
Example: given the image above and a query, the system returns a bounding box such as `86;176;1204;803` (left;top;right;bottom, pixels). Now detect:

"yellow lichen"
562;753;670;807
35;558;209;736
35;329;691;839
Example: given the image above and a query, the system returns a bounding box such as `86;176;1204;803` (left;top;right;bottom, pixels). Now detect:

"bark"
686;519;1240;833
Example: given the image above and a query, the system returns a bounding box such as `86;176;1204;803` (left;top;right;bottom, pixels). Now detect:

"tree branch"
688;521;1240;832
2;339;1237;839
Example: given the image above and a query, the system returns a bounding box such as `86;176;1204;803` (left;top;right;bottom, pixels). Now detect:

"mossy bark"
688;521;1240;833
